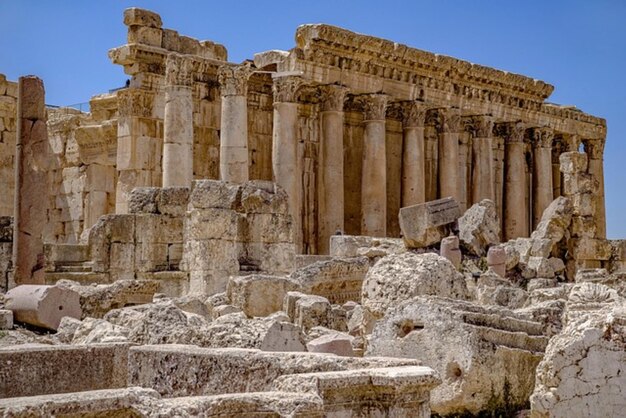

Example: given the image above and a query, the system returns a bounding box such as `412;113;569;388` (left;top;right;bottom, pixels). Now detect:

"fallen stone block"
292;294;332;332
5;284;82;330
329;235;405;259
399;197;461;248
306;332;354;357
440;235;462;269
227;274;301;317
487;246;506;277
458;199;500;256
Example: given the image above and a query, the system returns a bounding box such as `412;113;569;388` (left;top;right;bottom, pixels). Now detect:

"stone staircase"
44;244;111;285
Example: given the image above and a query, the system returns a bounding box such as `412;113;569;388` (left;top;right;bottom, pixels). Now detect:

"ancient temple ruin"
1;8;624;418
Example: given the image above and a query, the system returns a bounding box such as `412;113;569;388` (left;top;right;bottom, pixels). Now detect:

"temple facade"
0;8;607;255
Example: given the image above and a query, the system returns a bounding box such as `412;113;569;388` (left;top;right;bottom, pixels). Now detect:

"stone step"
45;272;111;286
459;311;544;336
469;324;549;353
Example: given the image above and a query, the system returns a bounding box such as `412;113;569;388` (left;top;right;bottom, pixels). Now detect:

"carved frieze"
165;53;193;87
319;84;348;112
272;75;304;103
532;127;554;148
359;94;389;121
496;121;526;144
218;63;254;97
464;115;494;138
401;101;428;128
117;88;155;118
441;108;462;133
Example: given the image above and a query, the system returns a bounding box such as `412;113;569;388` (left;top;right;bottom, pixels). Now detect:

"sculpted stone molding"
441;108;462;133
218;64;254;97
401;101;428;128
584;138;606;160
319;84;348;112
359;94;389;121
272;75;304;103
165;53;193;87
464;115;494;138
496;121;526;143
117;88;155;117
532;127;554;148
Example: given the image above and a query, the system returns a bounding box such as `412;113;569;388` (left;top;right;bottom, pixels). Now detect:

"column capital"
584;138;606;160
532;126;554;148
464;115;494;138
272;75;304;103
440;108;462;133
218;63;254;97
359;93;389;121
562;133;581;152
496;121;526;143
165;53;193;87
401;101;428;128
319;84;348;112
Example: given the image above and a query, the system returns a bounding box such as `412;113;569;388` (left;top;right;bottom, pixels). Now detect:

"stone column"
458;132;470;212
163;53;194;188
469;115;495;204
272;75;303;251
585;138;606;238
502;122;528;240
218;64;253;183
360;94;389;237
551;137;563;198
317;84;347;254
13;76;50;285
401;101;427;207
438;108;461;201
532;127;554;229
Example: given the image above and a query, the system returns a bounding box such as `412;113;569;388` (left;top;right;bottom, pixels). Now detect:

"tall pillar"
502;121;528;240
163;53;194;188
438;108;461;200
317;84;347;253
469;115;495;204
272;75;303;251
13;76;50;285
401;101;427;207
458;132;470;211
532;127;554;229
551;137;563;198
585;138;606;238
360;94;389;237
218;64;253;183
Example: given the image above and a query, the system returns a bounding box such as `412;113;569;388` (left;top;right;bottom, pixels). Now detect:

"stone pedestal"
502;122;528;240
470;116;495;205
317;85;347;253
163;53;194;188
401;101;427;207
438;108;461;202
360;94;389;237
272;75;303;251
13;76;50;285
532;127;554;229
218;64;253;183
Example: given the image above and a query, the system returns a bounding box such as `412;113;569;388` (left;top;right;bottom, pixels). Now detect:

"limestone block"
0;309;12;330
294;294;332;332
129;187;160;213
123;7;163;28
182;240;239;272
85;164;115;192
571;192;594;216
108;214;136;243
5;285;82;330
186;208;243;240
189;180;240;210
283;291;307;322
524;256;556;279
167;243;183;268
567;238;612;261
245;213;292;243
134;241;168;272
329;234;406;259
306;332;355;357
399;197;461;248
227;274;301;318
116;135;161;171
531;196;573;247
476;271;528;309
367;296;546;416
440;235;462;269
135;214;183;244
136;271;188;298
85;191;108;228
0;216;12;242
362;252;469;320
240;181;289;215
157;187;190;216
487;246;506;277
72;317;130;344
211;304;242;319
128;25;162;46
110;242;136;273
570;216;596;238
243;242;295;274
188;269;233;295
562;172;597;196
559;151;588;174
458;199;500;256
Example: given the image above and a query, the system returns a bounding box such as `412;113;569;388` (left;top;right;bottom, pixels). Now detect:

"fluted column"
401;101;427;207
532;127;554;229
317;84;347;253
360;94;389;237
585;138;606;238
272;75;303;251
502;122;528;240
163;53;194;187
218;64;253;183
439;108;461;200
469;115;495;204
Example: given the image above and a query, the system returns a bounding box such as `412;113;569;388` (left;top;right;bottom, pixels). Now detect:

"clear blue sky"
1;1;625;237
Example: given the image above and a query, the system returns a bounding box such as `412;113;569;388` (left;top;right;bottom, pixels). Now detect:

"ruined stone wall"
0;75;17;217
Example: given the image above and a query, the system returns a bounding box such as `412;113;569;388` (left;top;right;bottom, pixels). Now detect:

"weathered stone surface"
306;332;354;357
0;309;12;330
487;246;507;277
362;252;469;320
5;284;82;330
399;197;461;248
71;317;130;344
367;296;547;416
128;187;160;213
530;196;573;248
329;234;406;259
227;274;301;317
476;270;528;309
440;235;462;269
458;199;500;256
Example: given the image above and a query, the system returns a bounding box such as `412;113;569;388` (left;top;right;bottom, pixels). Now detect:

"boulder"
458;199;500;256
530;196;573;248
361;252;469;320
306;332;355;357
399;197;461;248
